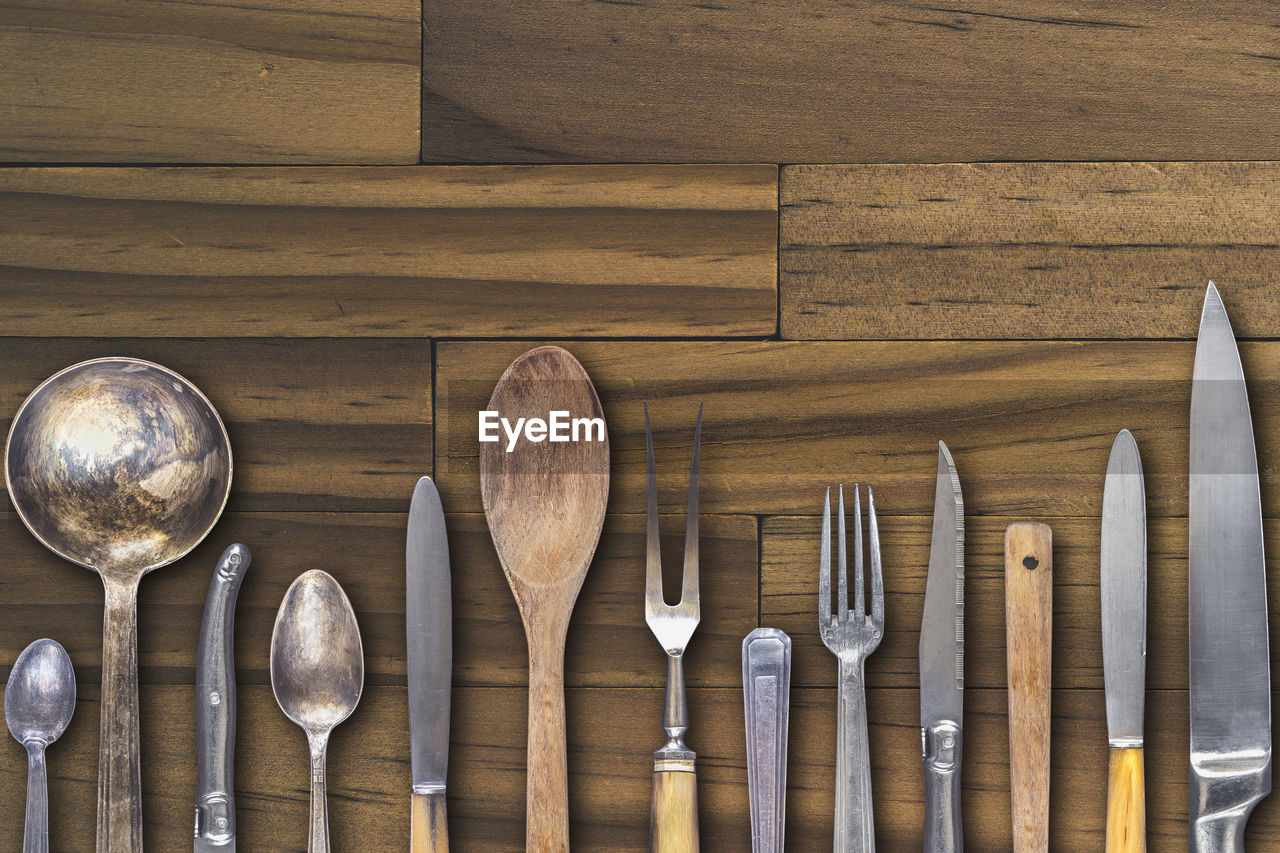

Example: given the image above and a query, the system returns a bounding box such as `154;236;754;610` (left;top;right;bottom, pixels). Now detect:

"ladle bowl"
6;357;232;852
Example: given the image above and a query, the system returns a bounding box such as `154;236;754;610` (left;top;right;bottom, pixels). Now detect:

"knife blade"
1101;429;1146;853
1190;281;1271;853
920;440;963;853
407;476;453;852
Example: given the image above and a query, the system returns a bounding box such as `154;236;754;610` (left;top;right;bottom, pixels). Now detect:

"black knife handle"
922;721;962;853
195;544;250;849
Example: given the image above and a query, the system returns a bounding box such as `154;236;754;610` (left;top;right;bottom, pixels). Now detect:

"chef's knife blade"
1101;429;1147;853
407;476;453;850
920;440;963;853
1189;282;1271;852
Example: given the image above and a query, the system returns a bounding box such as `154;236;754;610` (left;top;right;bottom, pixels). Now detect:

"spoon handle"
526;639;569;852
98;575;143;853
308;734;331;853
24;743;48;853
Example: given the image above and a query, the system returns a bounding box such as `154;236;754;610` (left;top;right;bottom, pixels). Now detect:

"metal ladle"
270;570;363;853
5;357;232;853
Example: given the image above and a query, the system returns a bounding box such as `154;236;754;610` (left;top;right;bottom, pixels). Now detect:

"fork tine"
819;488;832;629
853;484;865;617
868;486;883;630
681;403;701;610
644;402;665;611
837;484;848;624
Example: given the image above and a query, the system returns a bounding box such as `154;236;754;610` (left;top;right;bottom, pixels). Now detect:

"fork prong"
681;403;701;612
837;484;848;624
644;402;665;612
868;486;884;630
819;487;832;629
853;484;865;618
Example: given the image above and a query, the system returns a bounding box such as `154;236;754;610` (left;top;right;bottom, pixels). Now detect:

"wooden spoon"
480;346;610;852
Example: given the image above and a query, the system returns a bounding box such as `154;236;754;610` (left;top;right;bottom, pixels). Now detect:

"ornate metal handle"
922;721;962;853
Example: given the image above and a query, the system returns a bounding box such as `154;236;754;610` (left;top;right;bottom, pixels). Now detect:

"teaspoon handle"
98;575;143;853
24;742;48;853
308;734;330;853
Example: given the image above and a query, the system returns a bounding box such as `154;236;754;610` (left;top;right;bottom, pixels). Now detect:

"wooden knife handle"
649;766;699;853
411;792;448;853
1005;522;1052;853
1106;747;1145;853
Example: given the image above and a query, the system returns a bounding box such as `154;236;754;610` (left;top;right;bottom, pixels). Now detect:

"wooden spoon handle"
1106;747;1146;853
1005;522;1052;853
98;576;143;853
526;641;569;852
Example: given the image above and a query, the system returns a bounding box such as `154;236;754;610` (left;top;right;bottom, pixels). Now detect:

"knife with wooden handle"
1005;522;1052;853
1102;430;1146;853
407;477;453;853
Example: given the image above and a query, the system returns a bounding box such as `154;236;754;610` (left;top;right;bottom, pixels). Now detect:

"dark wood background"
2;2;1279;850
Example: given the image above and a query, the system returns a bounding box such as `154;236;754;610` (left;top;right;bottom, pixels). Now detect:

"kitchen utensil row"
2;281;1269;853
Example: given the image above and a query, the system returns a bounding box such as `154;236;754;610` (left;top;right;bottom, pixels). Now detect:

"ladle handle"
526;637;569;852
98;576;143;853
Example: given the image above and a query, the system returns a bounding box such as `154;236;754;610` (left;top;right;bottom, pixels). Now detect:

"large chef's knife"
1190;282;1271;853
1101;430;1146;853
407;476;453;852
920;441;963;853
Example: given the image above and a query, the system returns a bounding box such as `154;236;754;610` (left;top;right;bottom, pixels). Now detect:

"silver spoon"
6;357;232;852
6;638;76;853
270;570;363;853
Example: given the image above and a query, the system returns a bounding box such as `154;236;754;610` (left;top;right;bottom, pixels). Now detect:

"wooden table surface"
2;3;1279;851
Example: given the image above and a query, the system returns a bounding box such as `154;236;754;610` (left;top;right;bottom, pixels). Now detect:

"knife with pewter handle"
1102;429;1146;853
744;628;791;853
195;543;251;853
408;476;453;853
920;441;963;853
1190;282;1271;853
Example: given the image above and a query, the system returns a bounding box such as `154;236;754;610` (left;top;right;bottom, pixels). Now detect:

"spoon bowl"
6;638;76;853
480;345;609;851
271;570;363;853
5;357;232;852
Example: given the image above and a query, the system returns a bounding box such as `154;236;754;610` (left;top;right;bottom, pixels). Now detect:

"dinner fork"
645;402;702;853
819;484;884;853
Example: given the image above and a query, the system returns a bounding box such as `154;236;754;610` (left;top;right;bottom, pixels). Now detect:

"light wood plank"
437;339;1280;518
0;0;419;162
421;2;1280;163
0;338;430;511
781;163;1280;340
0;512;757;688
0;166;778;338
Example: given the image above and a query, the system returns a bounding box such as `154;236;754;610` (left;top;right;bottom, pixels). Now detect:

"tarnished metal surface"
6;639;75;853
743;628;791;853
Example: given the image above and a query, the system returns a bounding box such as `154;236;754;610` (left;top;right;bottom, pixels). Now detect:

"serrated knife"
1101;429;1146;853
920;441;963;853
1190;282;1271;853
407;476;453;852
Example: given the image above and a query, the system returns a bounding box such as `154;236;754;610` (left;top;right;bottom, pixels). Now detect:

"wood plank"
761;514;1268;693
437;339;1280;517
0;0;419;162
0;166;778;338
420;2;1280;163
0;511;757;688
0;338;429;511
781;163;1280;340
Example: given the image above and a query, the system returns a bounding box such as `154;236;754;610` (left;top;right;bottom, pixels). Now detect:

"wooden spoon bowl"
480;345;609;851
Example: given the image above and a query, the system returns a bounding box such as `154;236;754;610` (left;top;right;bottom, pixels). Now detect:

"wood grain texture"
421;2;1280;163
0;0;419;163
1006;522;1053;853
0;166;777;338
0;338;429;512
439;339;1280;518
781;163;1280;340
0;511;757;688
411;791;449;853
1107;747;1147;853
650;769;699;853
